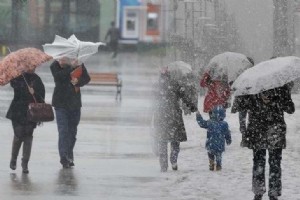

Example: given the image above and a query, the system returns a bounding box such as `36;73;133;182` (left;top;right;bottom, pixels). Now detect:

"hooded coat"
153;73;187;142
231;84;295;149
196;106;231;154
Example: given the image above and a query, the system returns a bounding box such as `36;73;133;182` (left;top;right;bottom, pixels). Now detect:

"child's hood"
211;105;226;121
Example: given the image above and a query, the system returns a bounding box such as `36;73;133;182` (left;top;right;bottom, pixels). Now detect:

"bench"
88;72;122;100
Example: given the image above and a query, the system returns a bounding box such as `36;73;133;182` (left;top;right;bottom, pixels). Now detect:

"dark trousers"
11;122;34;164
208;152;222;167
158;141;180;170
252;149;282;197
55;108;81;165
110;41;118;58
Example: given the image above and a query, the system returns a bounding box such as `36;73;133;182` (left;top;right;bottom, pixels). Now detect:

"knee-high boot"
21;136;33;174
10;136;22;170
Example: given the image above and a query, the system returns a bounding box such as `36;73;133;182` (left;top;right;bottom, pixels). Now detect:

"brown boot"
209;159;215;171
216;165;222;171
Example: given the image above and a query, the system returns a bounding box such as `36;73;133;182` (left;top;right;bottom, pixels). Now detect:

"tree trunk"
273;0;291;56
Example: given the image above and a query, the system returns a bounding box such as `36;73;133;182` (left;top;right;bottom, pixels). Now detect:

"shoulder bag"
23;74;54;122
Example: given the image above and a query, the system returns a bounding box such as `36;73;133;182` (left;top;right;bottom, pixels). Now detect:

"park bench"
88;72;122;100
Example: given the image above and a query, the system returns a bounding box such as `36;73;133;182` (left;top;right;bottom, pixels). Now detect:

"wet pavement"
0;52;171;200
1;52;300;200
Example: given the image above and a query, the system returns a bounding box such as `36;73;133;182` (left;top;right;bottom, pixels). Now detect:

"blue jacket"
196;106;231;154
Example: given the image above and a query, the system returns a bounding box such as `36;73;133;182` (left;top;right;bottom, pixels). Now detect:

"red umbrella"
0;47;52;85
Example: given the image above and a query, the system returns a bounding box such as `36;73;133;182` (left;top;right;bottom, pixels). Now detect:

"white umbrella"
205;52;253;83
162;61;197;115
42;34;105;62
164;61;193;81
231;56;300;96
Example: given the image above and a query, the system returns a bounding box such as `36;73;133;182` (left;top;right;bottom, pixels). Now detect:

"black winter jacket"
50;61;90;110
232;84;295;149
6;73;45;125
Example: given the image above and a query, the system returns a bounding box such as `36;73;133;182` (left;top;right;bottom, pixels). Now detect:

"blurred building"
0;0;100;48
116;0;168;44
100;0;115;42
164;0;241;69
0;0;171;51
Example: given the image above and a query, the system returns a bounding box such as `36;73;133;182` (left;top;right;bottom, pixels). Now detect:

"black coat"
6;73;45;125
153;74;187;142
50;61;90;110
105;27;120;42
232;84;295;149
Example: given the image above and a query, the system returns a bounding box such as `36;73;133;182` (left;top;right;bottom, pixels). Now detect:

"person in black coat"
232;83;295;200
6;71;45;174
50;57;90;168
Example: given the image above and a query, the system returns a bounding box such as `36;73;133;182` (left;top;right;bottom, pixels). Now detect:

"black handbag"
23;74;54;122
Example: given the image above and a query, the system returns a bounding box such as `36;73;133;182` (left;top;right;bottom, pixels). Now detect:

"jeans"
158;141;180;170
252;149;282;197
55;108;81;165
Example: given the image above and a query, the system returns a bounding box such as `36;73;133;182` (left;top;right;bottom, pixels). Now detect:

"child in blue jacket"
196;105;231;171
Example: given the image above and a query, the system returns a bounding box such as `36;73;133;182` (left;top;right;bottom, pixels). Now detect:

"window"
126;19;135;31
147;12;158;30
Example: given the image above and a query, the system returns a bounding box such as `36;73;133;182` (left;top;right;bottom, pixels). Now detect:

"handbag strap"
22;73;38;103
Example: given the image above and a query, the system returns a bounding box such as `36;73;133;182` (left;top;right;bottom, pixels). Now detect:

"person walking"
7;71;45;174
196;106;231;171
105;21;120;59
200;72;231;118
201;57;254;118
153;69;198;172
50;57;90;168
232;83;295;200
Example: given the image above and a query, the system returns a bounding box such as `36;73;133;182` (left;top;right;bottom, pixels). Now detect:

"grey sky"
225;0;274;63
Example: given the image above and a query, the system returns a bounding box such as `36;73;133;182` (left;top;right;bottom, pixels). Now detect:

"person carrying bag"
22;74;54;123
6;71;46;174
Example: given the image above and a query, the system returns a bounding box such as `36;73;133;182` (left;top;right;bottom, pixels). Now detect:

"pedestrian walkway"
0;52;169;200
0;52;299;200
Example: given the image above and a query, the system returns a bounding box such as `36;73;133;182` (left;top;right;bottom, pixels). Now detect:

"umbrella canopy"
43;34;105;62
163;61;193;81
0;48;52;86
231;56;300;96
205;52;253;83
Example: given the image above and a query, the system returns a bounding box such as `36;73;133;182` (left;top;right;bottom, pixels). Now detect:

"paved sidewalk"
0;52;170;200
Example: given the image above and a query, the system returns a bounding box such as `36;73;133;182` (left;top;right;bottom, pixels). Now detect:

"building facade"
0;0;100;48
116;0;168;44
